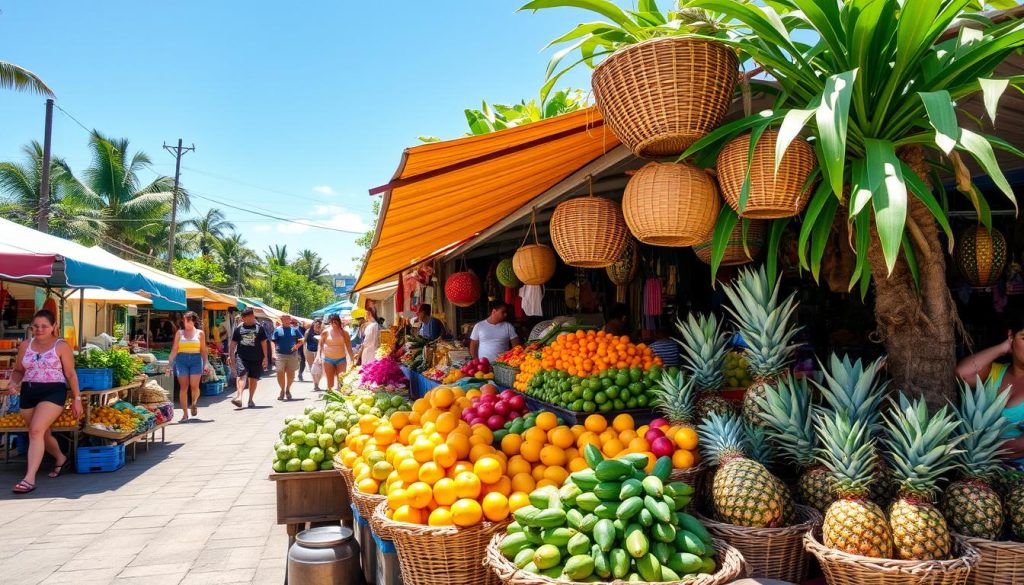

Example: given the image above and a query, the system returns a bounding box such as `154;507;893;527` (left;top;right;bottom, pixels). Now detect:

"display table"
269;470;352;543
400;366;441;399
82;378;168;461
0;426;80;464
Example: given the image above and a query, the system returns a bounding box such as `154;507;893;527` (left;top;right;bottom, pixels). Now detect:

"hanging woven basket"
694;219;766;266
623;161;721;247
592;37;738;158
495;258;520;288
956;225;1007;287
550;196;628;268
445;270;481;307
512;214;557;285
606;237;639;285
717;129;818;219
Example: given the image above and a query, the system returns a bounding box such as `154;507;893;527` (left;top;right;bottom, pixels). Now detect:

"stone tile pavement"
0;376;322;585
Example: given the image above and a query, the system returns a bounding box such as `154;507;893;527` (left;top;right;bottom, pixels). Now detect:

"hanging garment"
521;285;544;317
396;273;405;312
643;277;662;331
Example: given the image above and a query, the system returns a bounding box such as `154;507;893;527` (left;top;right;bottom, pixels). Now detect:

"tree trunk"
868;146;959;410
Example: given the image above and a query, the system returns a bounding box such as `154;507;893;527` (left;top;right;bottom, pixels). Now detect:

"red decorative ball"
445;271;481;307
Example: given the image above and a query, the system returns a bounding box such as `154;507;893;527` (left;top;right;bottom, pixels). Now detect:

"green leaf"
901;233;921;290
519;0;642;36
798;180;838;272
849;207;872;296
540;49;613;103
849;158;872;217
680;110;784;167
638;0;660;14
865;139;907;276
816;70;858;197
958;128;1017;212
918;90;959;155
708;207;739;283
542;22;619;50
979;78;1010;124
765;218;791;286
775;107;816;173
901;161;954;247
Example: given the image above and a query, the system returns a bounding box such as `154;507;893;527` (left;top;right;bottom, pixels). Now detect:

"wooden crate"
268;470;352;528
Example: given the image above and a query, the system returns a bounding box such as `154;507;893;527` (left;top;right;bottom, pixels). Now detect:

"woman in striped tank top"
167;311;208;422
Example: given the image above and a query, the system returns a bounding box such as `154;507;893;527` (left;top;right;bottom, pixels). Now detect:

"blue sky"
0;1;591;276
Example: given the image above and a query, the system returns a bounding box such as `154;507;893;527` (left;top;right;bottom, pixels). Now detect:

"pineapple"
883;395;963;560
816;411;893;558
753;376;835;512
698;411;793;527
652;369;698;428
722;267;801;427
674;312;735;419
1008;481;1024;540
944;377;1015;540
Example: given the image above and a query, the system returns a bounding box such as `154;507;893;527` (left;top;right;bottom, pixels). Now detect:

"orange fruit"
506;455;531;477
482;475;512;497
474;456;503;484
672;449;695;470
412;398;430;413
543;465;568;486
564;447;578;462
430;387;455;409
396;458;420;483
642;452;657;473
435;412;458;434
405;481;433;508
568;457;589;472
432;477;457;506
508;491;531;512
618;429;638;444
535;411;558;431
536;479;558;490
539;445;567;467
511;472;536;494
570;424;586;438
411;438;435;463
389;411;410;429
451;498;483;527
392;505;423;524
500;433;523;456
576;432;601;450
428;506;453;526
612;413;634;433
471;425;494;445
628;437;650;453
675;427;698;451
445;433;471;460
519;440;543;463
374;424;397;446
524;426;548;445
432;443;457;469
482;492;510;522
531;464;548;482
548;427;575;449
418;462;445;485
469;443;495;463
584;414;608;433
602;439;624;458
449;460;474;477
599;429;618;445
387;488;409;511
356;477;379;494
454;471;482;499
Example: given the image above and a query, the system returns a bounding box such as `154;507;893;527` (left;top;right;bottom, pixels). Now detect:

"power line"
186;191;365;234
180;166;373;211
54;104;92;134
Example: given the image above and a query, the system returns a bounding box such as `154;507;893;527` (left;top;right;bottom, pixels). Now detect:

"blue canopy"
311;299;353;318
0;219;187;307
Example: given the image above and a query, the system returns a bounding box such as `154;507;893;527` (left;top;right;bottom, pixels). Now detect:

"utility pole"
38;98;54;233
163;138;195;270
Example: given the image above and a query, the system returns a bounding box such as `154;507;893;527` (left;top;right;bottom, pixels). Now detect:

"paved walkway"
0;376;320;585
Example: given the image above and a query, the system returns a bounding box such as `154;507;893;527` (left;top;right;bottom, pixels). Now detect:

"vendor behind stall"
470;301;520;363
416;304;443;341
603;303;630;338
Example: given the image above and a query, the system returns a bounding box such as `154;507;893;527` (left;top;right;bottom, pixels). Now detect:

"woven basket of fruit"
959;536;1024;585
493;364;520;389
337;464;386;530
483;533;745;584
376;501;510;585
694;505;821;583
805;532;979;585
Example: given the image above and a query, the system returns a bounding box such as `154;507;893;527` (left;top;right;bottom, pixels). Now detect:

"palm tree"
264;244;289;268
81;131;184;254
0;141;102;242
293;249;331;285
185;208;234;256
217;233;261;295
0;61;54;96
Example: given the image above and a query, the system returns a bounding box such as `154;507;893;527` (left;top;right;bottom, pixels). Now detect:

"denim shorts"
174;353;204;377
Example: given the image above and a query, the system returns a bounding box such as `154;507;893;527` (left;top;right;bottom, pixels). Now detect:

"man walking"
228;308;271;408
296;321;307;382
272;315;304;401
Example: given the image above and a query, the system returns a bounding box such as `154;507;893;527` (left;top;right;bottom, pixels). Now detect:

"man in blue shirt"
416;304;443;341
272;315;304;400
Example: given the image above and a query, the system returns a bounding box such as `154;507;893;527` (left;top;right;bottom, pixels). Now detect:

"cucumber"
593;519;616;552
592;544;611;578
609;548;630;579
638;508;654;527
612;518;626;540
672;494;693;511
507;521;523;534
593;481;622;501
619;478;643;500
652;541;673;565
620;452;651;469
540;565;564;579
631;467;648;482
616;496;644;521
540;527;578;547
660;565;681;581
566;508;584;530
595;459;632;482
567;532;591;556
583;443;604;468
575;493;600;512
533;544;561;570
676;512;714;545
636;552;662;581
513;505;541;527
499;532;531;559
522;561;539;573
514;548;536;569
562;554;595;580
651;456;672;482
652;521;676;543
674;530;707;556
700;556;717;574
529;488;554;509
667;552;703;574
559;482;582;506
533;509;568;529
524;526;544;545
570;469;599;491
625;529;649;558
578;513;599;533
593;503;618;520
642;476;664;498
667;481;695;497
644;495;672;523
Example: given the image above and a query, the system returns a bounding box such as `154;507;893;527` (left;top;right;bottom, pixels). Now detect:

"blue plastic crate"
76;368;113;391
200;381;225;396
75;444;125;473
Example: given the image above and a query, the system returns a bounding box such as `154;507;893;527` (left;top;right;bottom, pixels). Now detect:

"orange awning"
355;108;619;291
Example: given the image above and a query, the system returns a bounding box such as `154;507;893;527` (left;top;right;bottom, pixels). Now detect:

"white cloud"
253;224;273;233
312;185;336;196
272;209;369;235
312;204;344;216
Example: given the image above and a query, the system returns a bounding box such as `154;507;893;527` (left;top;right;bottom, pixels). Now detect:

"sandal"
49;457;68;478
13;480;35;494
191;404;198;416
230;397;242;408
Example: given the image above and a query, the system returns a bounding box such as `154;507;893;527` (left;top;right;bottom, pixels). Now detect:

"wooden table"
268;470;352;542
0;426;80;464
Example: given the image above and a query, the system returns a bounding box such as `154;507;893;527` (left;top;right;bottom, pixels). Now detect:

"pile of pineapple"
721;351;752;389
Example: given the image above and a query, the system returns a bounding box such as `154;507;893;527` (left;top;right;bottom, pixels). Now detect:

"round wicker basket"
484;533;746;585
622;162;721;247
693;220;767;266
716;129;817;219
670;464;707;509
513;244;557;285
592;36;738;158
606;238;639;286
337;464;387;532
550;197;628;268
695;505;822;583
375;501;510;585
959;534;1024;585
804;531;980;585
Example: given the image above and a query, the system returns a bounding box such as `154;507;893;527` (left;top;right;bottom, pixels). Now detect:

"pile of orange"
514;330;661;391
499;412;700;474
339;385;562;528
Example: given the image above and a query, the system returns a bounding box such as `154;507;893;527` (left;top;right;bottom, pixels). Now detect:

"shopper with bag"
305;320;324;391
